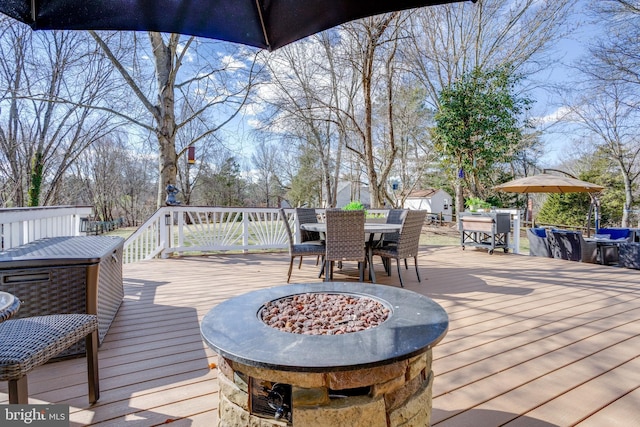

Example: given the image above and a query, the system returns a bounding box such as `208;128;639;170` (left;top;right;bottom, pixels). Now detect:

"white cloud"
531;106;573;126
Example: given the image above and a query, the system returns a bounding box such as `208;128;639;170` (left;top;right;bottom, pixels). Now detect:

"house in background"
332;183;453;221
403;189;453;221
335;181;371;208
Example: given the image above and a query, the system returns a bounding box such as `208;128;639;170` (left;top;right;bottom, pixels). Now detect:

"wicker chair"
324;209;366;282
373;210;426;287
0;307;99;404
295;208;323;267
281;209;326;283
296;208;322;243
382;209;407;245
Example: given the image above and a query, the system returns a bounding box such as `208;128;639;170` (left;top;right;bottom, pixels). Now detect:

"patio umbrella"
494;172;604;231
493;173;604;194
0;0;473;51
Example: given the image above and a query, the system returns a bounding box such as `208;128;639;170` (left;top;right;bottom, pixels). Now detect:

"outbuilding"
403;189;452;222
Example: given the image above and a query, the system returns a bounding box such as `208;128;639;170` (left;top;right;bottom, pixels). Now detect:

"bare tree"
257;36;343;207
588;0;640;88
251;139;284;207
259;15;421;209
89;31;262;207
407;0;577;108
334;14;405;208
554;0;640;227
387;83;439;207
404;0;577;213
568;77;640;228
0;19;118;206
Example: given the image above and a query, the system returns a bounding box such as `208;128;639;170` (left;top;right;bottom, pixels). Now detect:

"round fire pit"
201;282;448;426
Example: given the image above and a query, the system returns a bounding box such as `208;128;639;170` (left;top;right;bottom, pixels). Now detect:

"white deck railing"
122;207;397;264
0;205;521;260
122;206;522;264
122;207;294;264
0;206;93;250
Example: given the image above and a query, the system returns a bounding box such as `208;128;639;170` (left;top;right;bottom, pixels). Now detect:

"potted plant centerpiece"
342;201;386;222
465;197;492;213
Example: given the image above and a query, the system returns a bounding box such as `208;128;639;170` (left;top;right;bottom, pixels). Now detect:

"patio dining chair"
382;209;407;245
295;208;323;266
379;209;407;271
373;210;426;287
280;209;325;283
323;209;366;282
526;228;551;257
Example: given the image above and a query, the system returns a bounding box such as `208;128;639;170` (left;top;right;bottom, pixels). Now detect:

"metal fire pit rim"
200;282;449;373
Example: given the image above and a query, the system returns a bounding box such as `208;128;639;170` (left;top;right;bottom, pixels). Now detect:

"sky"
528;2;604;166
216;1;603;173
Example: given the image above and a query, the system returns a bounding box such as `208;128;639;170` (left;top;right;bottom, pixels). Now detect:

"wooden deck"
2;245;640;426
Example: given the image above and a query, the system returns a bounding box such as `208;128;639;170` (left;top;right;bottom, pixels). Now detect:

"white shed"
403;189;453;222
334;181;371;208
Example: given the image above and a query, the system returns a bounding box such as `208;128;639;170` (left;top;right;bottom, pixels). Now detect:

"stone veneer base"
217;348;434;427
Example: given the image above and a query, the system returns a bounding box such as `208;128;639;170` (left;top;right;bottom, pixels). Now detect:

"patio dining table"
0;291;20;322
300;222;402;282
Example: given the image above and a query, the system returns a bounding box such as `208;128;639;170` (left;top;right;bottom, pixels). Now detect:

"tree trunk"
150;32;179;207
455;178;464;229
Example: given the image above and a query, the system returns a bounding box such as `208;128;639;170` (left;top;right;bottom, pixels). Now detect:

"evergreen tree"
432;65;532;215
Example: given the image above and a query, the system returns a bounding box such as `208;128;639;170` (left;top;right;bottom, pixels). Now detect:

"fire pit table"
200;282;448;426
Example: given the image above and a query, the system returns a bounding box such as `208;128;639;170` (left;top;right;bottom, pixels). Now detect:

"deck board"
1;245;640;426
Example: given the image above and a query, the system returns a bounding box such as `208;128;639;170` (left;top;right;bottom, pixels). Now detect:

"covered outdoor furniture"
373;210;426;287
592;228;634;265
280;209;325;283
618;243;640;270
527;228;552;257
595;228;632;242
547;230;597;263
0;294;99;404
323;209;366;282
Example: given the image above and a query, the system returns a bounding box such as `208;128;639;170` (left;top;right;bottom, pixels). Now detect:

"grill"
459;211;511;254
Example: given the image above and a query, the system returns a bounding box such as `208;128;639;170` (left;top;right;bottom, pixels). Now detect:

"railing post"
160;209;171;259
243;210;249;254
512;214;521;254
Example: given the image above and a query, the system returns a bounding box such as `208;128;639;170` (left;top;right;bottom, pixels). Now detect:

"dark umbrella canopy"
0;0;472;51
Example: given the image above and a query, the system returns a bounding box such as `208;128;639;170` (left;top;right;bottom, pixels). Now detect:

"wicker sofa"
547;230;598;263
595;228;632;242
